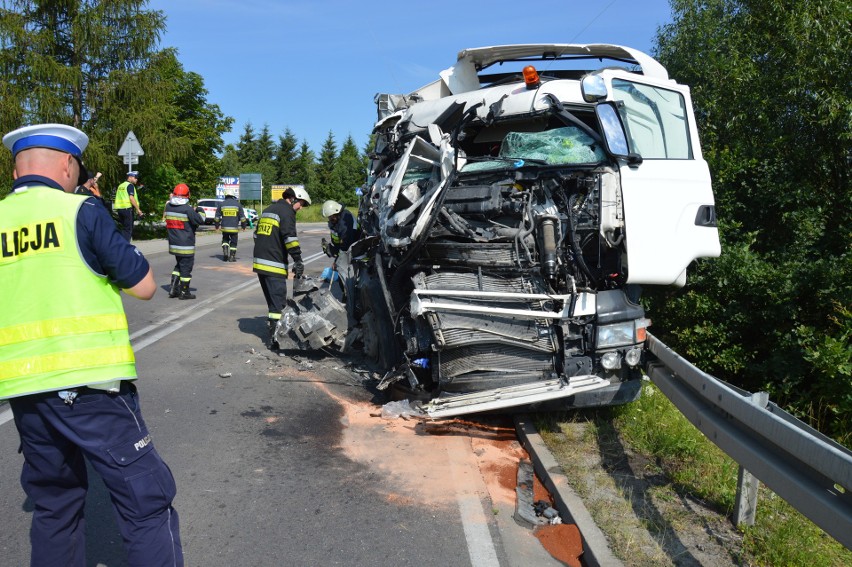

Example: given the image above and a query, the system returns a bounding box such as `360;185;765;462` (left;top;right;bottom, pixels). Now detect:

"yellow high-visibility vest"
113;181;132;210
0;186;136;398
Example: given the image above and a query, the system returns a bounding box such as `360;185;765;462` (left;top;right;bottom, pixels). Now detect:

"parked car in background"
196;198;257;227
196;198;222;225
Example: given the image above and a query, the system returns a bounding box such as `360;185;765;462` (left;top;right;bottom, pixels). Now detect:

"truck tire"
357;269;401;371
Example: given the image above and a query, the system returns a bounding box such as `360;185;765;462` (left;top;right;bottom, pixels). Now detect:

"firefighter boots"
168;274;180;298
178;281;196;300
266;319;279;350
229;249;237;262
221;243;229;262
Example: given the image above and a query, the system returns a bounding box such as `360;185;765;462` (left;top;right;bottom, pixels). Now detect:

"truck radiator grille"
422;242;528;268
439;344;554;382
435;312;555;352
416;271;544;294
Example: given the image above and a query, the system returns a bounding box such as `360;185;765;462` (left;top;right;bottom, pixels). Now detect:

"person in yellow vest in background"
0;124;184;567
113;170;144;241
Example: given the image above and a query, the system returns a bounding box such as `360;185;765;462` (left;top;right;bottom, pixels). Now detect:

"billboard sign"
239;173;262;200
271;184;304;202
216;176;240;199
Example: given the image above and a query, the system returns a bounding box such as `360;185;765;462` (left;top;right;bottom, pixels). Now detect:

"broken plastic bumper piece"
422;375;610;418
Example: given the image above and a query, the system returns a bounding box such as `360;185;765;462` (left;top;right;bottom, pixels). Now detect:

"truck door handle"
695;205;717;227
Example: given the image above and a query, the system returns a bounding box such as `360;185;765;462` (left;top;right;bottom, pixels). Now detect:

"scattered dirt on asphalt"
301;375;584;566
204;262;254;276
535;524;583;567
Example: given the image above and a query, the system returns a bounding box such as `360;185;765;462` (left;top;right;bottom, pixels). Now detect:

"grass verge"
536;381;851;566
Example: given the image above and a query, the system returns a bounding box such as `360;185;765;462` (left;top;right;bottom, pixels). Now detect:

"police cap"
2;123;88;158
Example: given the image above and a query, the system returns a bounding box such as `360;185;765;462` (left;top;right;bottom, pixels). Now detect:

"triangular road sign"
117;131;144;156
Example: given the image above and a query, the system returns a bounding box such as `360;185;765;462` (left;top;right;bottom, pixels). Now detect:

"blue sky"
147;0;675;154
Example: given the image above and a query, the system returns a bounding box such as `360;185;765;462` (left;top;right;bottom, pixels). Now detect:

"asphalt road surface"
0;224;567;567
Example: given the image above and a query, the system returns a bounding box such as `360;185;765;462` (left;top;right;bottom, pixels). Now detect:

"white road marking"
131;252;326;352
445;436;501;567
1;252;328;425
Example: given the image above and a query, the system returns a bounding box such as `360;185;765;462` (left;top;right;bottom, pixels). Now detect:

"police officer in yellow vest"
114;170;144;241
0;124;183;566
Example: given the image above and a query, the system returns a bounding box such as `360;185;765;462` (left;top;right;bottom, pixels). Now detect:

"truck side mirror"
581;74;607;102
595;102;642;165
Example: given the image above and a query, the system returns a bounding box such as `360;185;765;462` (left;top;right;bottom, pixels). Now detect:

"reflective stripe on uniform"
252;257;288;275
0;314;127;347
0;345;135;383
168;245;195;255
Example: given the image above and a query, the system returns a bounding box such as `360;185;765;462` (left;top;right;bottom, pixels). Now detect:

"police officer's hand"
293;261;304;279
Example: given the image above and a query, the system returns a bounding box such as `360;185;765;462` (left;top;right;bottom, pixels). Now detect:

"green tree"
0;0;168;195
274;128;299;184
314;130;338;204
235;122;259;165
648;0;851;440
333;134;364;206
292;140;316;196
145;50;232;205
255;123;275;164
219;144;240;179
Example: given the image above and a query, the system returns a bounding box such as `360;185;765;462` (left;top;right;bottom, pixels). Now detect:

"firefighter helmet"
322;200;343;218
292;186;312;206
173;183;190;197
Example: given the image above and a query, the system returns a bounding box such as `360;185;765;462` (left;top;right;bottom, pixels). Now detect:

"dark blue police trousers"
10;381;183;567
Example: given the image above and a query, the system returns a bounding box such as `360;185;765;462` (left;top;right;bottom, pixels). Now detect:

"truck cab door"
591;71;721;286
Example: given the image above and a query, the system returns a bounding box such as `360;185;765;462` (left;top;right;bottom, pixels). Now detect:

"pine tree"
333;135;365;206
292;140;316;192
255;124;275;164
0;0;169;193
236;122;258;165
314;130;338;204
274;128;299;184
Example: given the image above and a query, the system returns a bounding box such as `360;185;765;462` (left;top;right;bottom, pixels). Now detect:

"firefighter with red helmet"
164;183;205;299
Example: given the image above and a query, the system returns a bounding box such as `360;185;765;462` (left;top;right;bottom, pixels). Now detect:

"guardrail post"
734;391;769;526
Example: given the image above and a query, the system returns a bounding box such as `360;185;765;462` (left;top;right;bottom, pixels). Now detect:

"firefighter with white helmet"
321;199;361;261
252;186;311;349
164;183;205;299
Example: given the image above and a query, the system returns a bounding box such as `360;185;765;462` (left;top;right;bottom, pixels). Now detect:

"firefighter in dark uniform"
164;183;205;299
215;188;247;262
252;186;311;349
321;199;362;262
0;124;183;567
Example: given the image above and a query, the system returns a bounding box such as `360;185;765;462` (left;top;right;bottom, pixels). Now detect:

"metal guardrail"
643;332;852;549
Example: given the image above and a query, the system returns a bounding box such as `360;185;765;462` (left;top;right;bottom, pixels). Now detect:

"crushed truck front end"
284;44;719;417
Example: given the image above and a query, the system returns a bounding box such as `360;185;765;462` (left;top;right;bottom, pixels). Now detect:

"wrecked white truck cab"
279;44;720;417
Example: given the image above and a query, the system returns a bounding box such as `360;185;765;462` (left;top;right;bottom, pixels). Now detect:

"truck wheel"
358;271;401;371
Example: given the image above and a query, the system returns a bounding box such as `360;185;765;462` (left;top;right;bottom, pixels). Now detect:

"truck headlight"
596;318;650;348
597;322;635;348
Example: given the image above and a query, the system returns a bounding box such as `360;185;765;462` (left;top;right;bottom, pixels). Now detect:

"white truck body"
279;44;720;416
